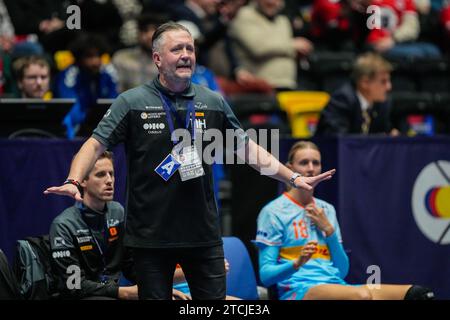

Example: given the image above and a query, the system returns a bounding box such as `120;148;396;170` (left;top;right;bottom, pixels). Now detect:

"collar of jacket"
76;201;108;230
153;76;195;98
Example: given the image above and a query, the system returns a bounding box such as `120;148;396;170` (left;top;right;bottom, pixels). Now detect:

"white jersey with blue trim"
255;193;346;298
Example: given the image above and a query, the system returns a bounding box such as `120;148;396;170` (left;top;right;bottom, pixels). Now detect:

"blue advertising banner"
338;136;450;299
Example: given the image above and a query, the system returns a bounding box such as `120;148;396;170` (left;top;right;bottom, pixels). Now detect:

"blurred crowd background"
0;0;449;139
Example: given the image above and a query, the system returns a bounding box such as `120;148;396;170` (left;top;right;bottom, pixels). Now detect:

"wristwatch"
64;178;83;195
290;172;302;188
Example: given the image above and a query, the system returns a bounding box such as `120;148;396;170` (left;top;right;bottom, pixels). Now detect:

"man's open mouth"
177;65;191;71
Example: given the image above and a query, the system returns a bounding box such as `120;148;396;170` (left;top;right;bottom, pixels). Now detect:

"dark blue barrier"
336;136;450;299
1;136;449;298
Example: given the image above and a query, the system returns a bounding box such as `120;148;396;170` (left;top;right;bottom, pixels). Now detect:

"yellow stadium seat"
101;53;111;65
277;91;330;138
54;51;111;71
43;91;53;100
54;51;74;71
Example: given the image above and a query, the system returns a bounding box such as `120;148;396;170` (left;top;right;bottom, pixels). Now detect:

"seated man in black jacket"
49;151;137;300
49;151;188;300
315;52;399;136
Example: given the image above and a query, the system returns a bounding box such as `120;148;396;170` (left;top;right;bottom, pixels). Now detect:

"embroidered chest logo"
193;112;207;133
195;102;208;110
141;111;167;135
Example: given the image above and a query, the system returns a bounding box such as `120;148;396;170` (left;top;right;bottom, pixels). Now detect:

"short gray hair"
151;21;192;53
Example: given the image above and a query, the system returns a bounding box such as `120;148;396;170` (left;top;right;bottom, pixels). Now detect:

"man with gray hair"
45;22;335;300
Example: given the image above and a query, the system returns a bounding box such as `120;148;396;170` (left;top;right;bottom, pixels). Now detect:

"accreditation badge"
175;145;205;182
154;153;181;181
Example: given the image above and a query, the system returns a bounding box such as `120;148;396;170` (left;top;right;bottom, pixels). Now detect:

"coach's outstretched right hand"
44;183;83;202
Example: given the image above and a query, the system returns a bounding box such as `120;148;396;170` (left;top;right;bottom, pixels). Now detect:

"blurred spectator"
76;0;143;51
414;0;450;55
441;3;450;53
12;55;51;99
431;0;447;10
175;0;265;96
413;0;443;51
141;0;183;15
315;52;398;136
0;0;14;53
178;15;272;95
1;0;46;96
283;0;314;37
191;64;222;92
109;0;143;47
112;13;166;92
415;0;431;13
76;0;120;46
0;0;14;95
205;0;247;79
4;0;73;54
366;0;441;59
310;0;355;51
0;0;45;57
171;0;245;66
55;33;118;139
0;59;4;95
229;0;314;90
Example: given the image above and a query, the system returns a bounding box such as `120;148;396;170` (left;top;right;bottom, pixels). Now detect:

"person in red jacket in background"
365;0;441;58
441;3;450;54
311;0;354;50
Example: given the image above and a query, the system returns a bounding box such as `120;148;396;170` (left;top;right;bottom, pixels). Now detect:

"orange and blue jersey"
173;264;191;295
255;193;349;300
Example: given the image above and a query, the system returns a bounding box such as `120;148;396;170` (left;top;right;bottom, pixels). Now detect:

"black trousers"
132;244;226;300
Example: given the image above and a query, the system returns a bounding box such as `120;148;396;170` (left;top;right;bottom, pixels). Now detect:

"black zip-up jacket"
49;201;135;299
92;77;248;249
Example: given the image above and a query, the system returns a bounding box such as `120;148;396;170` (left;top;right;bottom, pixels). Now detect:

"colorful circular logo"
425;186;450;219
412;161;450;244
